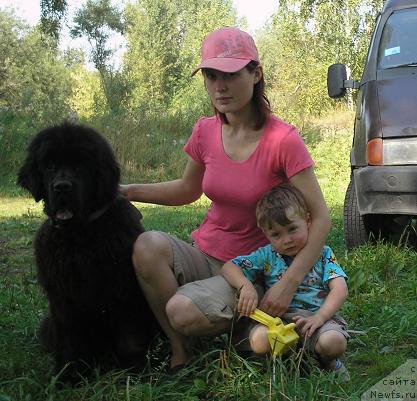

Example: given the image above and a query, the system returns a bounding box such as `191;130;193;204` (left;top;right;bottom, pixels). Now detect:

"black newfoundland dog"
17;122;158;380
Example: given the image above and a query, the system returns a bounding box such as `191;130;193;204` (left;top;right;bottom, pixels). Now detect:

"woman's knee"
315;330;347;357
132;231;172;279
166;294;201;335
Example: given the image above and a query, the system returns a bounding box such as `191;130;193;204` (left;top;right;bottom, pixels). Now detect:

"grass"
1;110;416;400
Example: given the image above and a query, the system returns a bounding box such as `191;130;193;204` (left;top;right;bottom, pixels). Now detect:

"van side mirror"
327;63;360;98
327;64;347;98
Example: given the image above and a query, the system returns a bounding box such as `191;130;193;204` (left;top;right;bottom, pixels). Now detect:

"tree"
71;0;126;114
0;10;73;122
40;0;68;40
0;10;24;105
71;0;124;72
257;9;329;126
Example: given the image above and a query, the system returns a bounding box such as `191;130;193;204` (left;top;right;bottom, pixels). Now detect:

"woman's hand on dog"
119;184;133;200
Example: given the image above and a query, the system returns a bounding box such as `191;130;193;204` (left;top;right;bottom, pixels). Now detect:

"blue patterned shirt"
231;244;347;312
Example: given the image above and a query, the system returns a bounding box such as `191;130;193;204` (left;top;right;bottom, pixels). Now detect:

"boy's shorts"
233;309;350;353
279;309;349;352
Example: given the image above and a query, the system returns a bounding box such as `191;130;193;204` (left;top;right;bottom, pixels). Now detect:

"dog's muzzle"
50;179;75;223
53;179;73;193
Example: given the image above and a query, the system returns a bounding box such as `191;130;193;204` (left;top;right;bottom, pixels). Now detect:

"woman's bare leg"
166;294;230;336
132;231;189;368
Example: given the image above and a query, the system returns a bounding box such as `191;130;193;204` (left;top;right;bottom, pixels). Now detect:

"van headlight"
367;138;417;165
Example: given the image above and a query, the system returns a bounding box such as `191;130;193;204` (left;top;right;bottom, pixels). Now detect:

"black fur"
17;123;158;381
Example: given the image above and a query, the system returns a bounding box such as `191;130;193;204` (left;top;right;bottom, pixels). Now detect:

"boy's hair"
256;184;309;230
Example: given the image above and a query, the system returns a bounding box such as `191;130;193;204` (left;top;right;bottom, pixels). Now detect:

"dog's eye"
46;163;55;171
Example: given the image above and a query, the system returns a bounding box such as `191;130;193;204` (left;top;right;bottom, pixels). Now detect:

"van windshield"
378;8;417;69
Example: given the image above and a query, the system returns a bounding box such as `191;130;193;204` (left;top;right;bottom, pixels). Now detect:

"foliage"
311;0;384;80
0;10;73;124
123;0;238;114
71;0;124;72
71;0;127;115
256;0;383;126
40;0;68;40
67;67;106;119
257;11;331;127
1;0;385;126
87;111;193;184
0;113;42;193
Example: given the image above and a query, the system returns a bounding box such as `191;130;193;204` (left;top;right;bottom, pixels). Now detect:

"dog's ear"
17;137;45;202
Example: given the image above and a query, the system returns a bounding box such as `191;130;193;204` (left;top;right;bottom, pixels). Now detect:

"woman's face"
202;66;261;115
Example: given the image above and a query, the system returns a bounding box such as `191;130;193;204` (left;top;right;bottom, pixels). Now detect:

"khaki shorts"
233;308;349;352
280;309;349;352
160;232;238;323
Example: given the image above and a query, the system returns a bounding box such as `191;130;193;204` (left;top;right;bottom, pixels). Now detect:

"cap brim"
191;58;251;76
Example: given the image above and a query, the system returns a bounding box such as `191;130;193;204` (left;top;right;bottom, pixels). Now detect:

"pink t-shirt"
183;115;314;261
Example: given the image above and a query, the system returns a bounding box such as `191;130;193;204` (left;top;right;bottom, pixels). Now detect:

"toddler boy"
221;184;349;379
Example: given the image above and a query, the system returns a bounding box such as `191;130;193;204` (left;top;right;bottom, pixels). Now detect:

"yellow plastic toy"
249;308;299;356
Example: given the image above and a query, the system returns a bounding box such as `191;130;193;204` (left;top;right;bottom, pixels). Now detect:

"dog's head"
17;122;120;224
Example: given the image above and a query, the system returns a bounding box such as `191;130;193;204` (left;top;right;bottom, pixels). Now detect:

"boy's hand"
292;314;325;337
238;282;258;317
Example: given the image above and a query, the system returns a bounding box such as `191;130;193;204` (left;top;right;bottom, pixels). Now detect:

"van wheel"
343;178;369;250
343;177;414;250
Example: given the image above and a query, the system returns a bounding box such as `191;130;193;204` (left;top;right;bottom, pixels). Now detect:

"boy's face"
262;207;310;257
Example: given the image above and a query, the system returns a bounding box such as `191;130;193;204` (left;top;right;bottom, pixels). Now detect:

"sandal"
167;363;186;375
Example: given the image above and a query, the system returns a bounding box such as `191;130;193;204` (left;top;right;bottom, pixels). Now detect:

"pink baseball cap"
192;27;260;76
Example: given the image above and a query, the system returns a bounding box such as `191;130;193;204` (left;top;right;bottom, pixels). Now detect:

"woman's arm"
119;156;205;206
260;167;331;316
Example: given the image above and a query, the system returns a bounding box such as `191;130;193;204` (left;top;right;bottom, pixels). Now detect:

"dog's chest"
35;224;135;312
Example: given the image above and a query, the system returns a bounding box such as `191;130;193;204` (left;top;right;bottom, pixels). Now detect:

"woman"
120;27;331;371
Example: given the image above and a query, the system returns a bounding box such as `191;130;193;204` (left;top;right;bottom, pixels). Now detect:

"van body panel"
352;81;381;166
377;71;417;138
354;166;417;215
